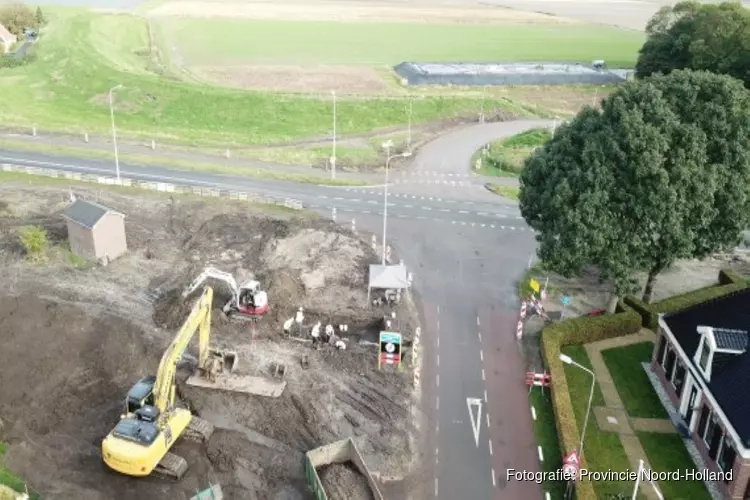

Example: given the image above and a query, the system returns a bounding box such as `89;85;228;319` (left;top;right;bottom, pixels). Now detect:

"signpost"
561;296;570;318
378;331;402;369
563;449;581;500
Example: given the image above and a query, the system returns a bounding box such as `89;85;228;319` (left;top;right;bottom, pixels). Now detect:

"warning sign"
529;278;540;293
562;449;580;480
379;331;402;369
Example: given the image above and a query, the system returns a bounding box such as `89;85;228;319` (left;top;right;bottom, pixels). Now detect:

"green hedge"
718;268;746;285
651;281;747;314
541;301;641;500
623;295;659;330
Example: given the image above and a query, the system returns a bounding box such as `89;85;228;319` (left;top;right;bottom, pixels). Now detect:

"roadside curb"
0;163;305;210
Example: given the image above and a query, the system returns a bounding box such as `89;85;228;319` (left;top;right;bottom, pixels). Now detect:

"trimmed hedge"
541;302;641;500
651;281;747;314
718;268;746;285
623;295;659;330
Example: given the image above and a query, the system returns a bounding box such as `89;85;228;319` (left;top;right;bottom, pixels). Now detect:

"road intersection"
0;118;550;500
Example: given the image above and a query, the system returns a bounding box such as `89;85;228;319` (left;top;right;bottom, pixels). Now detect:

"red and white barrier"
526;371;551;388
516;319;524;339
520;301;528;319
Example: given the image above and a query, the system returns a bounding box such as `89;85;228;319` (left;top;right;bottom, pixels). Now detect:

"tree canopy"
0;3;40;37
519;70;750;302
636;1;750;87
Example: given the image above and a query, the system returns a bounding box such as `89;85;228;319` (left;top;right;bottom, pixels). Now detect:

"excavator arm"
154;286;213;412
182;268;239;302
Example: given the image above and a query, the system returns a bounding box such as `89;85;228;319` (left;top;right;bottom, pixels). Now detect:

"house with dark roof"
0;23;17;55
62;199;127;264
653;288;750;499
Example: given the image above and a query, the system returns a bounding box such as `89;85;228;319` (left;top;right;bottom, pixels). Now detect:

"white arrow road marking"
467;397;483;447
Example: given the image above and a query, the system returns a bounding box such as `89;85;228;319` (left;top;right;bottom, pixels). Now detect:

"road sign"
466;398;483;447
561;296;570;306
563;449;580;480
378;331;402;369
529;278;540;293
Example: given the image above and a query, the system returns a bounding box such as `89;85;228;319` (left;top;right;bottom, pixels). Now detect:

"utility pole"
331;90;337;180
109;84;123;182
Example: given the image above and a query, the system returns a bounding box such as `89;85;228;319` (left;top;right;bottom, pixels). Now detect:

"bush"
623;295;659;330
718;268;745;285
540;302;641;500
17;225;48;262
651;281;747;314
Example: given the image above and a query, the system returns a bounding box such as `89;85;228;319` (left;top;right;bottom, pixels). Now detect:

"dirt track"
0;184;420;499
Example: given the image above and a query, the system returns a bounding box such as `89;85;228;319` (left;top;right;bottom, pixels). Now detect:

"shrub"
623;295;659;330
651;281;748;314
17;225;48;262
718;268;745;285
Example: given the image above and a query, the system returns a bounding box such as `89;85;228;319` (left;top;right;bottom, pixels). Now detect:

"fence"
0;163;304;211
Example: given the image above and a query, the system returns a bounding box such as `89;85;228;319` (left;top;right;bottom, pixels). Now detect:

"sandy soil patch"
147;1;579;24
0;183;421;499
500;85;615;116
190;65;393;94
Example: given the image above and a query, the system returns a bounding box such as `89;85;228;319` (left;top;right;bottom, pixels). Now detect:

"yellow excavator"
101;286;236;480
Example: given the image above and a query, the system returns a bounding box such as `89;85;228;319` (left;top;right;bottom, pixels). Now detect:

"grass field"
159;19;644;67
602;342;669;419
476;128;552;177
0;8;641;147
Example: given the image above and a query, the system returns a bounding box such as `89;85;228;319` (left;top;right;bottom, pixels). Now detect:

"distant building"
62;199;127;264
0;24;17;55
653;289;750;499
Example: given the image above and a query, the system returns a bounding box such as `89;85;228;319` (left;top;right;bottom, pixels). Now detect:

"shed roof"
0;24;15;42
62;199;124;229
368;264;408;289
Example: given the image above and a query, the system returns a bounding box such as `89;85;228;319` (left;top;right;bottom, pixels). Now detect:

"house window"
698;405;711;438
718;439;736;479
656;335;667;366
706;418;724;460
704;415;717;447
664;347;677;380
699;342;710;370
673;362;686;396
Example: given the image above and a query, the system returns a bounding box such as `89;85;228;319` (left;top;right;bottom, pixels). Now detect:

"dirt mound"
0;295;215;499
318;462;374;500
152;215;376;330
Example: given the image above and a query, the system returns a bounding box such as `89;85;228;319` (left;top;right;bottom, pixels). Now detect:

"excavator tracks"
183;416;214;443
154;452;188;480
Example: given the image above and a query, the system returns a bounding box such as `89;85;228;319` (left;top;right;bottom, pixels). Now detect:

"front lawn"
560;345;634;498
638;432;712;500
601;342;669;419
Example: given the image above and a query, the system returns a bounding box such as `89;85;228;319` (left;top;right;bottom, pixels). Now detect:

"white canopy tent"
368;264;409;304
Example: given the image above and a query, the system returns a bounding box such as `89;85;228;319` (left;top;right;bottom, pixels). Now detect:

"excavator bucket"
186;349;286;398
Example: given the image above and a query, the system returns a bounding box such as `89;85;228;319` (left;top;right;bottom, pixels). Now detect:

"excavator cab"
125;376;156;415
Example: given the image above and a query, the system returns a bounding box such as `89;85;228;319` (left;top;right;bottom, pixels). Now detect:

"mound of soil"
318;462;374;500
0;295;215;499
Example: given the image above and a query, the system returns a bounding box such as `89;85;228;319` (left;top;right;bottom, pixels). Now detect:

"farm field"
0;4;641;148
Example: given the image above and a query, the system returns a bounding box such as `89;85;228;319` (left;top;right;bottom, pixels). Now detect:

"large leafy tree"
636;1;750;87
519;70;750;302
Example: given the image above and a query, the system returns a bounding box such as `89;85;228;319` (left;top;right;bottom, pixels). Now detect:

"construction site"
0;182;421;500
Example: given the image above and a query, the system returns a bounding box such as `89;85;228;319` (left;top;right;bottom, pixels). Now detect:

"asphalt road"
0;119;543;500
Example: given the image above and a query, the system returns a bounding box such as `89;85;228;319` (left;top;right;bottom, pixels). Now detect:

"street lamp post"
381;140;411;265
331;90;337;179
109;84;123;182
559;353;596;458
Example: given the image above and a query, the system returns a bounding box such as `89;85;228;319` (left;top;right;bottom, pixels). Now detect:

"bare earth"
0;184;420;499
146;1;579;24
190;65;394;94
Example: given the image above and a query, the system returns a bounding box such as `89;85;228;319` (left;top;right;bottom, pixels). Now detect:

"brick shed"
62;199;127;264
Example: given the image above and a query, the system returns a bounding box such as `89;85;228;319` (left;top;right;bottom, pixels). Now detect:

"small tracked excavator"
101;286;239;480
183;267;269;318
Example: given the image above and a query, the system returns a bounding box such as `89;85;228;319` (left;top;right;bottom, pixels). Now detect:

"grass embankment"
476;128;552;178
0;10;643;147
485;183;520;200
0;139;368;186
161;18;644;67
0;12;512;147
0;442;35;499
